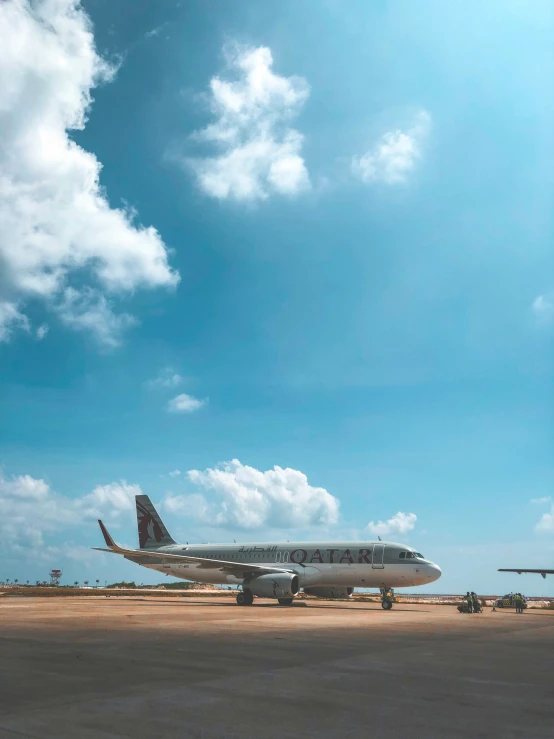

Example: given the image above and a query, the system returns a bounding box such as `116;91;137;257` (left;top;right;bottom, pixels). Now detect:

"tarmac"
0;596;552;739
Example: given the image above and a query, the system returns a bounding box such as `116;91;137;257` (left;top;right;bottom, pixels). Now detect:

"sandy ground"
0;597;552;739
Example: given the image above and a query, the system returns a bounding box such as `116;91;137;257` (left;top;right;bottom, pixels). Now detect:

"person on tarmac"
465;591;473;613
472;592;480;613
515;593;524;614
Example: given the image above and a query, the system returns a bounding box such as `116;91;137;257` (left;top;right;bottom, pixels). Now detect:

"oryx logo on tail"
134;494;176;550
136;499;164;547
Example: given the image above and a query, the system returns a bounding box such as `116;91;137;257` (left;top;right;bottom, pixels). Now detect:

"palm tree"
84;580;89;587
74;581;79;587
95;579;100;587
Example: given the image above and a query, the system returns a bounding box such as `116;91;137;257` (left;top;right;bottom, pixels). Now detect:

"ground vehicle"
495;593;527;609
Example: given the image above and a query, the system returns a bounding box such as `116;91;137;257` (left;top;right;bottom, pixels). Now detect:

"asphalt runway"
0;596;552;739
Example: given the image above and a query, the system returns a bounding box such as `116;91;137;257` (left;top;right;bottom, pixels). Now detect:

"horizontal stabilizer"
98;520;115;548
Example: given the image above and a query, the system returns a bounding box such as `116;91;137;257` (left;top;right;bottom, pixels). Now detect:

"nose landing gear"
380;587;394;610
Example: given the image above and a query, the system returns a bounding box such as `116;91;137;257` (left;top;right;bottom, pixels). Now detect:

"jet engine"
245;573;299;599
303;586;354;599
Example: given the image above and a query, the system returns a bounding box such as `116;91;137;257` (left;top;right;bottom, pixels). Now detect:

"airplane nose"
427;563;442;582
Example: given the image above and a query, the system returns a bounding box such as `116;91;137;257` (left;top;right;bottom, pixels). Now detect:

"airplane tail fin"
135;494;176;549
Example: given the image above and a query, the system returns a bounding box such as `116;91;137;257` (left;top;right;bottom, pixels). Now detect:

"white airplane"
95;494;442;607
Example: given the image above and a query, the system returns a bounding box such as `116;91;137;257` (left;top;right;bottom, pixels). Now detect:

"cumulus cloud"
352;110;431;185
80;480;141;519
146;368;184;389
366;511;417;538
531;496;551;505
0;0;179;345
168;469;181;478
167;393;205;413
0;473;50;500
166;459;339;529
535;503;554;533
0;469;142;552
187;45;310;201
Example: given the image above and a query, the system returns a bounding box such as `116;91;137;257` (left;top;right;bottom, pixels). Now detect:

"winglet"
98;519;116;548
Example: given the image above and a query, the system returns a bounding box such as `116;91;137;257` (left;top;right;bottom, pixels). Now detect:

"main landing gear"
380;587;394;610
236;591;294;606
236;590;254;606
278;598;294;606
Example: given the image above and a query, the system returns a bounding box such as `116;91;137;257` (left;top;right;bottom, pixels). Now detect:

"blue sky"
0;0;553;594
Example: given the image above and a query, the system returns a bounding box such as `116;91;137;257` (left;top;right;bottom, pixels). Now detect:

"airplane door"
372;544;385;569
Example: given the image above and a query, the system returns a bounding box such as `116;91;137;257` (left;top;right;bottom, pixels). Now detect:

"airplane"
498;568;554;580
94;494;442;607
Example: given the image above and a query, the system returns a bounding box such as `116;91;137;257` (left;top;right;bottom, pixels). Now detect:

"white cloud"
535;503;554;533
171;458;339;529
366;511;417;538
167;393;205;413
0;473;50;500
0;469;143;552
531;295;554;325
146;368;184;389
36;323;48;340
532;295;553;314
531;496;551;505
0;0;179;344
165;492;212;523
144;23;167;40
80;480;141;520
187;45;310;201
168;469;181;478
0;301;30;341
56;287;136;347
352;110;431;185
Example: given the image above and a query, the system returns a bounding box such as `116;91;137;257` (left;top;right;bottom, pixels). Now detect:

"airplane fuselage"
126;540;442;590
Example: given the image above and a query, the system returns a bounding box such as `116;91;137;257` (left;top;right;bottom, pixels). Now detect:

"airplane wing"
94;520;294;576
498;568;554;580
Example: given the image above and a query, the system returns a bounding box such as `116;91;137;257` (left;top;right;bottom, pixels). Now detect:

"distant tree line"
105;581;204;589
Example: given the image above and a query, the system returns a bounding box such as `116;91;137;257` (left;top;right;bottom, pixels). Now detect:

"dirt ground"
0;596;552;738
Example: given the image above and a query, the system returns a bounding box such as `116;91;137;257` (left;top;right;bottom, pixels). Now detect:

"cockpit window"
399;552;406;559
406;552;415;559
415;552;424;558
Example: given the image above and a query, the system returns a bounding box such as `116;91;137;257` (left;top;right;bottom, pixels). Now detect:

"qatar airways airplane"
95;495;442;607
